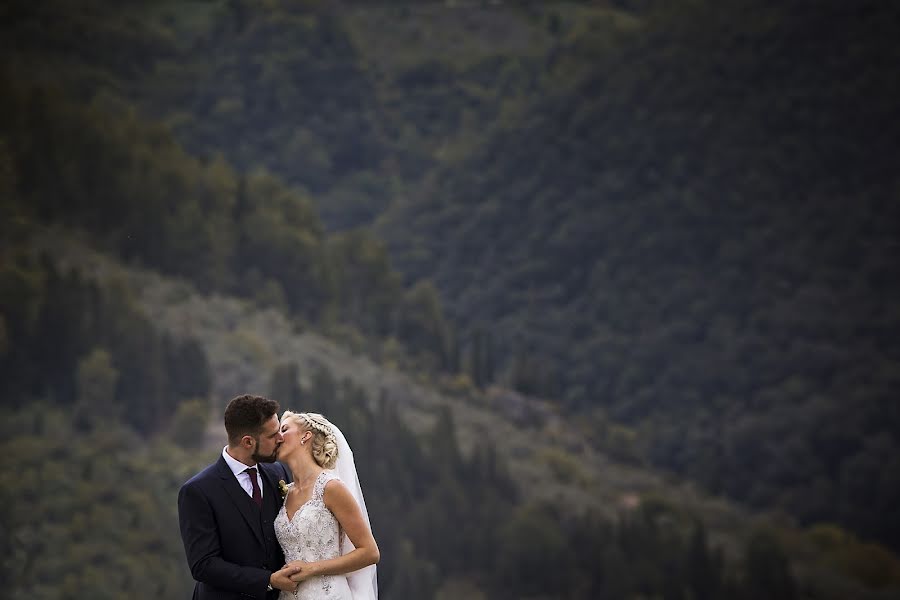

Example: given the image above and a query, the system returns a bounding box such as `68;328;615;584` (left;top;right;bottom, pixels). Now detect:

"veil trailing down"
330;424;378;600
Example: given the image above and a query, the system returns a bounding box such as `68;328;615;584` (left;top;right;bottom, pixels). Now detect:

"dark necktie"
245;467;262;507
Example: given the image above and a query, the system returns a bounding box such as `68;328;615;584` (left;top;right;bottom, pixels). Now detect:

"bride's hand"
286;561;318;582
270;565;302;592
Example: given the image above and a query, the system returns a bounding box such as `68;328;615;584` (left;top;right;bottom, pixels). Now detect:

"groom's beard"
252;442;279;464
252;448;278;463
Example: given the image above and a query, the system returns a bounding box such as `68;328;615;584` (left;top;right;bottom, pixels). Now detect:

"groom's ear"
241;434;255;448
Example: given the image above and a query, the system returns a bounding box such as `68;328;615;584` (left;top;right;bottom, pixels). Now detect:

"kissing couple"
178;394;380;599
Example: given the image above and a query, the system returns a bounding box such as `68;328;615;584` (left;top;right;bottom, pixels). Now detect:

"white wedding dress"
275;472;352;600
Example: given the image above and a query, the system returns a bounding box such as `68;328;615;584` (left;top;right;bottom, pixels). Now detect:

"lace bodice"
274;471;351;600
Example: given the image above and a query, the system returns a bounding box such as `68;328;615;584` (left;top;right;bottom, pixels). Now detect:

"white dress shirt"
222;446;264;499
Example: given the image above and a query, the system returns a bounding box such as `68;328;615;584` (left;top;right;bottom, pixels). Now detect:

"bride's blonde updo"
283;411;339;469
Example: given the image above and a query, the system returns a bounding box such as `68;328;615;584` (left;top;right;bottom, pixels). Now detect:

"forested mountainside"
2;0;563;230
2;1;900;595
10;237;874;598
377;0;900;551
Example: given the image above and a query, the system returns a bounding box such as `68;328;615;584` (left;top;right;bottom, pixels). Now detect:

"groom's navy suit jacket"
178;456;292;600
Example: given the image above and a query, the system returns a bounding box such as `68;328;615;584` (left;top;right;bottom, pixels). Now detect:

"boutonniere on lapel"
278;480;290;499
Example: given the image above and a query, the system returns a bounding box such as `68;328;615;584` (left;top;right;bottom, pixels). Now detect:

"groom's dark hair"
224;394;280;445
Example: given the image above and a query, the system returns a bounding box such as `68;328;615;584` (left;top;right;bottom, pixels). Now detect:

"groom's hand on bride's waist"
270;565;302;592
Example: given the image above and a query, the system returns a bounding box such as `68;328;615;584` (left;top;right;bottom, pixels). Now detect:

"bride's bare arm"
287;479;380;580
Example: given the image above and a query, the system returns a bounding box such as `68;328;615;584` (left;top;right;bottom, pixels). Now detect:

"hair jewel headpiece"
299;412;334;438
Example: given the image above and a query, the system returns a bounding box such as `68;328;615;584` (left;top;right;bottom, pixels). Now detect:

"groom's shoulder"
181;458;223;490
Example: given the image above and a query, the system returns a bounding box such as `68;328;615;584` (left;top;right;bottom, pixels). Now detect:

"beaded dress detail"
274;471;351;600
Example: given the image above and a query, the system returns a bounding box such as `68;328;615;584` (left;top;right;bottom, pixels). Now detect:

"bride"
275;411;379;600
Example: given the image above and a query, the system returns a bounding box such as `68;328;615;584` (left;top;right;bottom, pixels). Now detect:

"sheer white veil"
330;423;378;600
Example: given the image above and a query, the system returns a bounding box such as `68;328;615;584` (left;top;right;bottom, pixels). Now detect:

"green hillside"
375;0;900;551
10;230;900;599
2;0;900;596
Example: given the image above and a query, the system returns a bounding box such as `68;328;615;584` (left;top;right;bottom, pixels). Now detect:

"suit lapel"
259;463;284;518
216;456;264;547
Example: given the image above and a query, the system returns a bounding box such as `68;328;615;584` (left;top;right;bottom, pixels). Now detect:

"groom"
178;394;299;599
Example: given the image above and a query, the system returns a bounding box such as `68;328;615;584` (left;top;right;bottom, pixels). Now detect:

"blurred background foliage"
1;0;899;598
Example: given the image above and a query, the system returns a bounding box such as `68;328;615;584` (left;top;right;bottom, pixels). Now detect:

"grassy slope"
31;228;900;599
